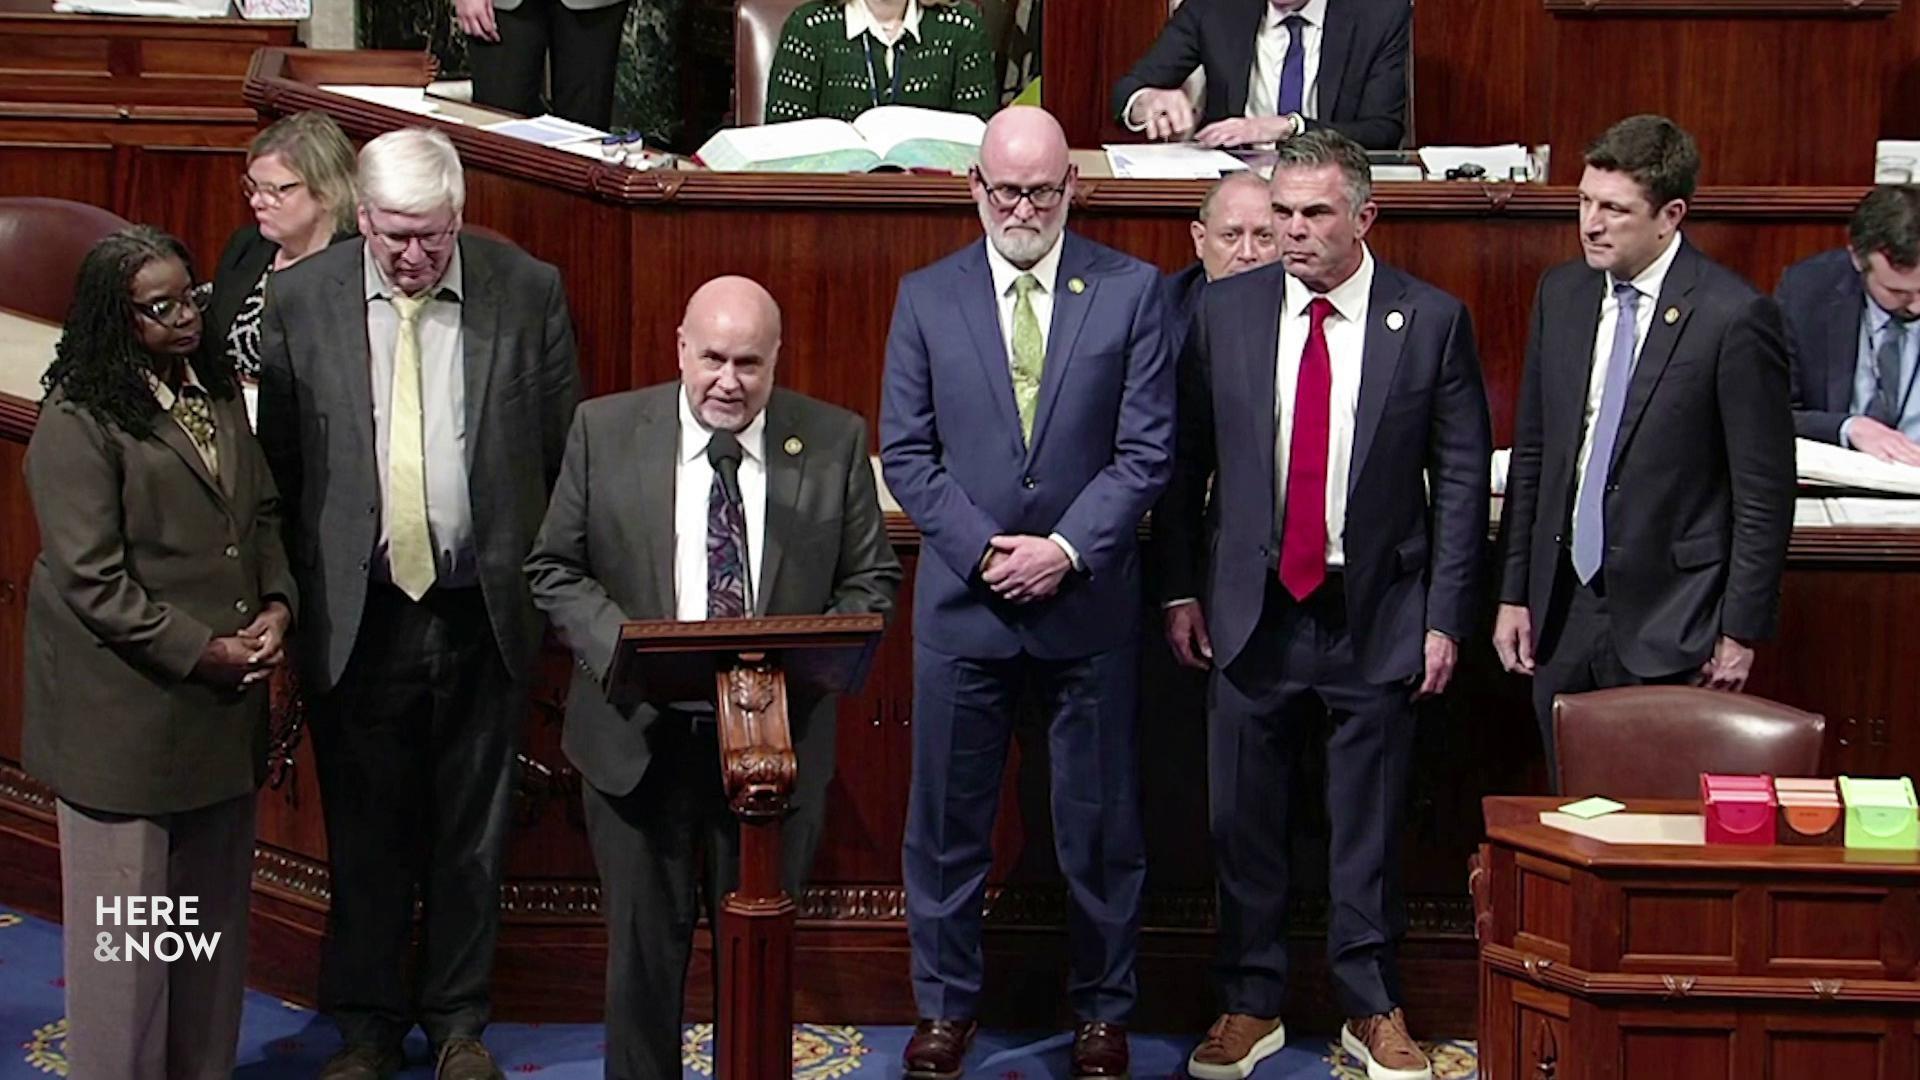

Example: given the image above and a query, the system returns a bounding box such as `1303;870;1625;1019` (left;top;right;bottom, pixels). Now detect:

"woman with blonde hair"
764;0;998;124
208;110;358;406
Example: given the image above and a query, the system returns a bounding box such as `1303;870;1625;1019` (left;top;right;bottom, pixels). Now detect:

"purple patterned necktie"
706;468;749;618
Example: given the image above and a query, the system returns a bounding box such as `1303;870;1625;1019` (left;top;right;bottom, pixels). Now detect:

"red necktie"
1279;297;1334;600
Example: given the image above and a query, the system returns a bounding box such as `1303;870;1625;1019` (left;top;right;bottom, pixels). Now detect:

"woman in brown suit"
23;226;296;1080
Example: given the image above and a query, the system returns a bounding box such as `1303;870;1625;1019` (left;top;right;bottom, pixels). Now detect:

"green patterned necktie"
1010;272;1045;443
171;385;217;474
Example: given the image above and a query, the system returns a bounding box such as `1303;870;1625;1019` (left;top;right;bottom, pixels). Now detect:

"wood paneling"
1047;0;1903;186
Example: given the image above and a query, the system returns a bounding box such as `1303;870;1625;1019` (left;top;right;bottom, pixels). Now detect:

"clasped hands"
981;534;1072;604
193;599;292;690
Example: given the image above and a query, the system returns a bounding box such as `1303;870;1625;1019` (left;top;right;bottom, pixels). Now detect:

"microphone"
705;430;755;614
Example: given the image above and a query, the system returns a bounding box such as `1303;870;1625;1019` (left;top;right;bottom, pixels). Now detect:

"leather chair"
0;197;133;323
1553;686;1827;798
735;0;810;126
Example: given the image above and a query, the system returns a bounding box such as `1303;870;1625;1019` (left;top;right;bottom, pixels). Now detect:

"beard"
979;203;1062;268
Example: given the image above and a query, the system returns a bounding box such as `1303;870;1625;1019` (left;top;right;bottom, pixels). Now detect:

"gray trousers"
57;793;255;1080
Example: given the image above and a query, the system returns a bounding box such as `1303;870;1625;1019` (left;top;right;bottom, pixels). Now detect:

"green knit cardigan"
763;0;998;124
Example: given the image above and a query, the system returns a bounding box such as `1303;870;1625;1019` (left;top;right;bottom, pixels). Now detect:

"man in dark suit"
1164;170;1281;338
1155;130;1489;1080
880;105;1175;1079
257;127;583;1080
523;275;900;1080
1111;0;1410;150
1777;184;1920;464
1493;115;1795;775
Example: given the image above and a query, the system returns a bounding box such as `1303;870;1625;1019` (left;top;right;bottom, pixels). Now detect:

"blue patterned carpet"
0;906;1476;1078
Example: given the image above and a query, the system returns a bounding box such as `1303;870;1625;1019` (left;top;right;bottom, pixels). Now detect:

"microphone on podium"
705;430;755;614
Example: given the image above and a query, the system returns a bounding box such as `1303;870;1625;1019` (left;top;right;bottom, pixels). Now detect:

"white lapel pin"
784;436;803;456
1385;310;1405;332
1664;306;1680;325
1067;277;1086;294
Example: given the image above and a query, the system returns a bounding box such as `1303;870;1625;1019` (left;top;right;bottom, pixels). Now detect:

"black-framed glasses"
242;175;306;205
133;281;212;327
972;167;1073;211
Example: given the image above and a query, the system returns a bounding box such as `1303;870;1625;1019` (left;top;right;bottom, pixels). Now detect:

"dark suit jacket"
256;234;583;692
24;383;297;816
879;232;1176;661
1777;246;1868;444
206;223;356;358
1154;258;1491;683
1110;0;1411;150
1163;260;1208;341
523;384;901;798
1497;241;1796;676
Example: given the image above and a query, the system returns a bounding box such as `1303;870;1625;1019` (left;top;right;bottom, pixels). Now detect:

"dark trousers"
468;0;632;129
310;583;525;1051
1209;576;1416;1020
583;705;833;1080
1531;562;1694;784
903;642;1145;1023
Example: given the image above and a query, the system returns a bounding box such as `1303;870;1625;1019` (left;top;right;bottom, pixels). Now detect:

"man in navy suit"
1777;185;1920;465
880;105;1175;1080
1154;129;1488;1080
1493;116;1794;773
1164;171;1281;342
1112;0;1410;150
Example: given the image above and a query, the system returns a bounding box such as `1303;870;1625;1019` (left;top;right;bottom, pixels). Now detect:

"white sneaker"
1340;1009;1432;1080
1185;1013;1287;1080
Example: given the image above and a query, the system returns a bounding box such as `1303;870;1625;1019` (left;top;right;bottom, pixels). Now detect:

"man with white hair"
259;127;583;1080
880;105;1175;1080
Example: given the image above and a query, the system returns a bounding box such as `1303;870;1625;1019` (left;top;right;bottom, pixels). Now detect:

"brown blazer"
23;383;297;816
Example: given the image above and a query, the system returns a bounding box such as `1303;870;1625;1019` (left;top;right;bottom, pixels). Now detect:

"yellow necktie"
387;294;436;601
1010;273;1045;443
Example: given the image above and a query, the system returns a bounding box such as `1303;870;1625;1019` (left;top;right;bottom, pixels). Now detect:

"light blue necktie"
1571;282;1641;585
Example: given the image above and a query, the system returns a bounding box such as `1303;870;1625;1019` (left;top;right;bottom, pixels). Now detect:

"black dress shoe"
1071;1020;1130;1079
904;1018;979;1080
317;1043;403;1080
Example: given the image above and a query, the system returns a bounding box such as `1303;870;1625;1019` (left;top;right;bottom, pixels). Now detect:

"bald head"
1192;172;1279;281
678;275;782;432
971;106;1075;268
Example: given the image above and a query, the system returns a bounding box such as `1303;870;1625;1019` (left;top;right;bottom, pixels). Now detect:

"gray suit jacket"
257;234;583;692
524;383;901;798
24;385;297;816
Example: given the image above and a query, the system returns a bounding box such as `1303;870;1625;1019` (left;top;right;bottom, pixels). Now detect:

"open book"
695;106;986;174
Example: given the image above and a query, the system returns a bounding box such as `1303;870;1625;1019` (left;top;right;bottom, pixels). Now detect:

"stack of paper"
1103;144;1249;180
480;114;608;148
1796;438;1920;495
53;0;228;15
319;85;466;124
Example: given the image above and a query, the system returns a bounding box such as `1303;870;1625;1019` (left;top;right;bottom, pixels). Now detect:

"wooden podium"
608;614;885;1080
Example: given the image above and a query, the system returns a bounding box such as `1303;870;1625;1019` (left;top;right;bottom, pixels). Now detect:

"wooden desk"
1475;796;1920;1078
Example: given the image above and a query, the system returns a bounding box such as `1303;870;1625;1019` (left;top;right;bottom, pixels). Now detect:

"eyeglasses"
242;175;306;206
972;167;1073;211
134;281;213;327
365;220;459;256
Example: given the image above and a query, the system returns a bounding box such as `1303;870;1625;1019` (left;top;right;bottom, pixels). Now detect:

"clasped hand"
981;534;1071;604
193;599;291;689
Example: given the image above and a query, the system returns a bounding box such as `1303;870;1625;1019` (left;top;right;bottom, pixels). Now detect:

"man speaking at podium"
524;276;900;1080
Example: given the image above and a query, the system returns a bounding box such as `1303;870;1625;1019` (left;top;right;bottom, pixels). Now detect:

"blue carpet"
0;906;1476;1078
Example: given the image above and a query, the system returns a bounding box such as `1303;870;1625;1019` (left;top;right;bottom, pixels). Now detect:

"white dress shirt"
844;0;922;77
673;391;768;620
1569;230;1682;558
1123;0;1323;133
981;233;1083;569
364;245;476;587
1274;246;1373;569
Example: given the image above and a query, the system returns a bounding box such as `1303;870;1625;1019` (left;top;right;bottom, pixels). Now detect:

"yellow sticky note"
1558;796;1626;819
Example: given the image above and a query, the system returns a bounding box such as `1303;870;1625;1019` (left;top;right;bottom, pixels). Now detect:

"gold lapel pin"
784;436;803;456
1664;306;1680;325
1067;277;1086;294
1385;310;1405;332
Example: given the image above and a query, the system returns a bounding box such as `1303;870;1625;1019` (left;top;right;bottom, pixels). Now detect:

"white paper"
852;106;986;157
481;114;609;147
697;119;871;171
1794;498;1832;528
0;310;60;403
54;0;228;15
1539;811;1705;845
1103;143;1248;180
1874;140;1920;183
1825;497;1920;526
1796;437;1920;494
321;85;433;113
1418;144;1531;181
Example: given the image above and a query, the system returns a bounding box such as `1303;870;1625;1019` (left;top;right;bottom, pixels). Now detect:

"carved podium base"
716;654;798;1080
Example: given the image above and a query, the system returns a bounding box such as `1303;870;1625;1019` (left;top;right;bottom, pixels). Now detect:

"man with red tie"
1153;129;1490;1080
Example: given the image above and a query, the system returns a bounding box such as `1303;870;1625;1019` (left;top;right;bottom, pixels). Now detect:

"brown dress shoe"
1340;1008;1432;1080
1187;1013;1287;1080
434;1038;505;1080
904;1018;978;1080
1071;1020;1130;1078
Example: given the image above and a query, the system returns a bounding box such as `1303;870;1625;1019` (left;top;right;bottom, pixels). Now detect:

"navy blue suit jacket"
1153;257;1492;683
1776;247;1866;444
1109;0;1411;150
880;232;1176;660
